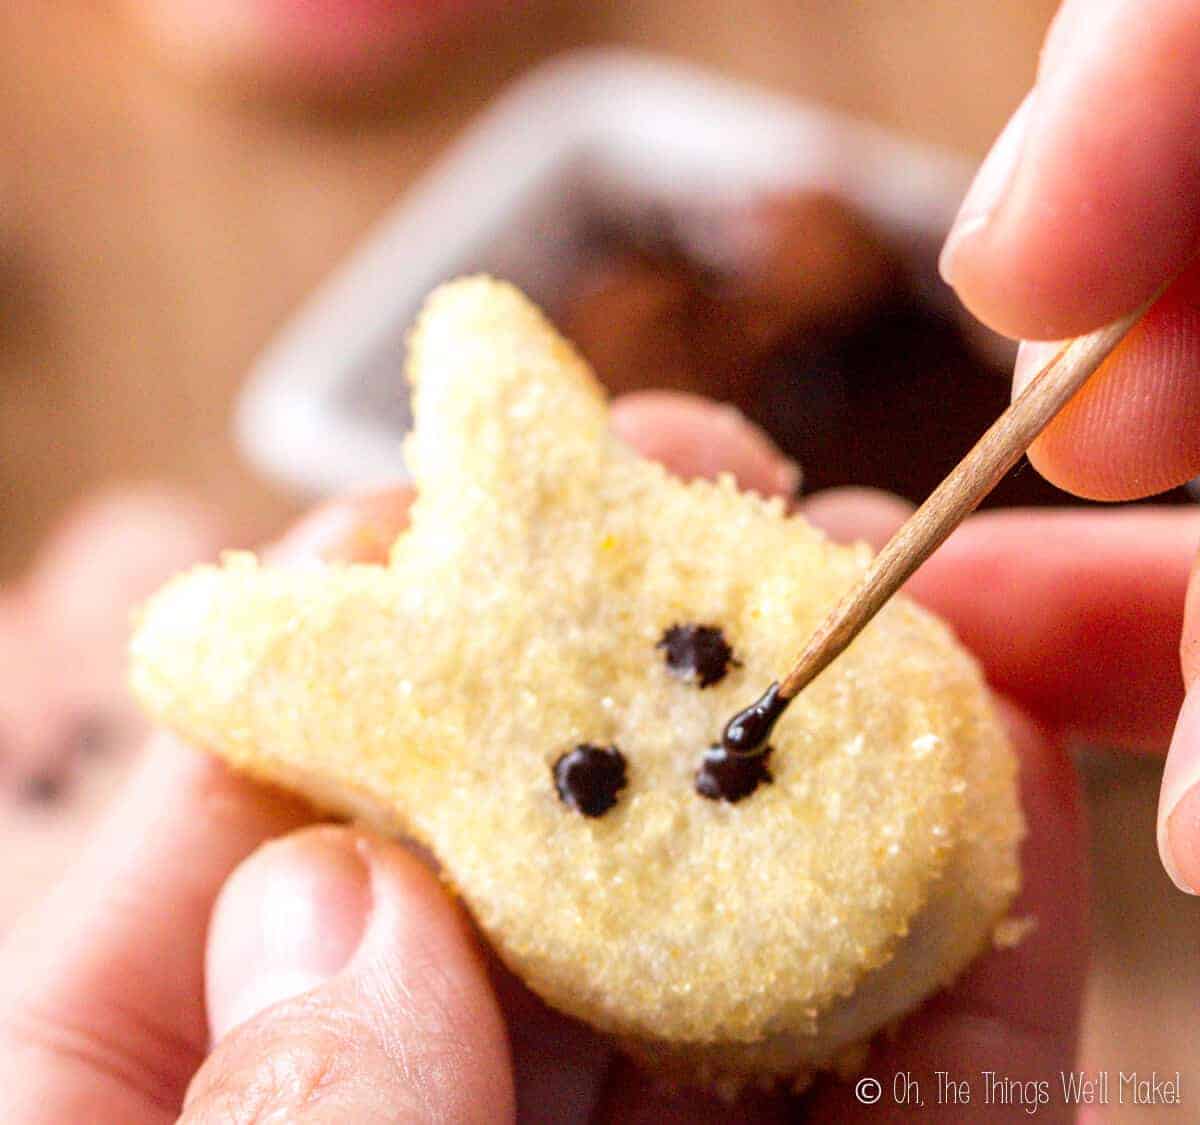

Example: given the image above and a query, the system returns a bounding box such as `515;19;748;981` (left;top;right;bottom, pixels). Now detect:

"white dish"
236;48;973;496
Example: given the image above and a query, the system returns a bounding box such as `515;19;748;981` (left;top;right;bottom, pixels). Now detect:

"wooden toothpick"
778;302;1149;702
719;299;1153;759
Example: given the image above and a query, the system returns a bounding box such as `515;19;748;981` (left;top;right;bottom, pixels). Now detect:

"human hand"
936;0;1200;893
0;396;1115;1122
0;488;221;926
0;487;220;794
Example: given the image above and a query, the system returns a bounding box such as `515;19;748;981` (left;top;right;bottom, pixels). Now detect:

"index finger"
802;491;1197;752
909;506;1197;751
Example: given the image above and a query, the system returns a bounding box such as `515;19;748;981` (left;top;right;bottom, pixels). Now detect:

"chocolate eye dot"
695;743;773;803
553;744;628;818
657;624;737;688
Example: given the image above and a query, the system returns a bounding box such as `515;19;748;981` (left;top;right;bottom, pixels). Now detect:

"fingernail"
772;458;803;498
713;405;801;496
1011;340;1065;400
268;487;412;568
207;827;373;1039
1158;686;1200;894
939;90;1036;288
267;504;363;568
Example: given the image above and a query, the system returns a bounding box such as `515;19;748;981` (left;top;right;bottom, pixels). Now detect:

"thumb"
936;0;1200;499
939;0;1200;340
183;826;513;1124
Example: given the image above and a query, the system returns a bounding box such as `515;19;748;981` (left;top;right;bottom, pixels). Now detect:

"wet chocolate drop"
657;624;737;688
553;744;628;818
721;682;790;757
695;742;773;802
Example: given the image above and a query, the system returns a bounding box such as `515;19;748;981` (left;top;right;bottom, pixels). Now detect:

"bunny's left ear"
130;555;451;824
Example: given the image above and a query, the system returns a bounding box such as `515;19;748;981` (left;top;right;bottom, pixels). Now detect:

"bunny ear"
404;278;612;510
130;279;621;828
129;555;450;826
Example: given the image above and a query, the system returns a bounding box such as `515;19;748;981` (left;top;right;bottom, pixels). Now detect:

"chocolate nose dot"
695;743;773;803
657;624;737;688
553;744;628;817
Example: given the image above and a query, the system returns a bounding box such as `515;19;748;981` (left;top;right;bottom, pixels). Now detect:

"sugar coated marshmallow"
130;278;1023;1092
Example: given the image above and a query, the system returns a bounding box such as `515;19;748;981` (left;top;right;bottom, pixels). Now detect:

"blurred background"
0;2;1194;1114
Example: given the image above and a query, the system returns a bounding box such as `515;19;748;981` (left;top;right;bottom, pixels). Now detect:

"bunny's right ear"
403;278;613;520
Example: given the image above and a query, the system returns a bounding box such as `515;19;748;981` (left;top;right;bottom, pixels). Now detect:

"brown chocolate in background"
561;192;1189;510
